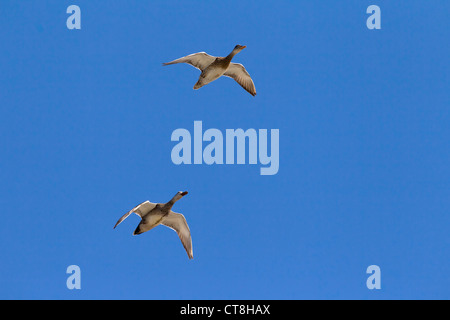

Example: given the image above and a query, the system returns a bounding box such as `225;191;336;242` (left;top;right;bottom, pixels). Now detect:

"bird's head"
234;44;247;52
171;191;188;203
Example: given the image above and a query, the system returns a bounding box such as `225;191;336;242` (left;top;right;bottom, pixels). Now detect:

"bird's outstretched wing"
223;63;257;96
161;211;194;259
113;201;157;229
162;52;216;71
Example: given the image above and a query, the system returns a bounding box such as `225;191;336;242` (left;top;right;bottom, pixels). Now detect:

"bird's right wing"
161;211;193;259
162;52;216;71
113;201;157;229
223;63;257;96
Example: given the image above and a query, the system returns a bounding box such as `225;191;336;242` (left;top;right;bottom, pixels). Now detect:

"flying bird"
114;191;193;259
163;45;257;96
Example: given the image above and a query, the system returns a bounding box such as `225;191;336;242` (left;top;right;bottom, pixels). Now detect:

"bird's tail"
133;226;143;235
193;80;204;90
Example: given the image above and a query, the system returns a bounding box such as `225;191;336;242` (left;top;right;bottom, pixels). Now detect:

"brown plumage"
163;45;257;96
114;191;193;259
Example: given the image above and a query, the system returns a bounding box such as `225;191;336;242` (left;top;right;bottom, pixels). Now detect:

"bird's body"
114;191;193;259
163;45;257;96
133;203;166;235
195;62;228;89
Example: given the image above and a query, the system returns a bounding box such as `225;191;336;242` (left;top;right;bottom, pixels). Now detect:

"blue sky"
0;1;449;299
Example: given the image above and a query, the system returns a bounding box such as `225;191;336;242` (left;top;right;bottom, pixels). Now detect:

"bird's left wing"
162;52;216;71
113;201;157;229
161;211;193;259
223;63;257;96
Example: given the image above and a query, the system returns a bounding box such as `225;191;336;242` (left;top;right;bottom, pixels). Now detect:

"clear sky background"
0;1;449;299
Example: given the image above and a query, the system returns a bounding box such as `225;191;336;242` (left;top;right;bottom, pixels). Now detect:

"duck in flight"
114;191;193;259
163;45;257;96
